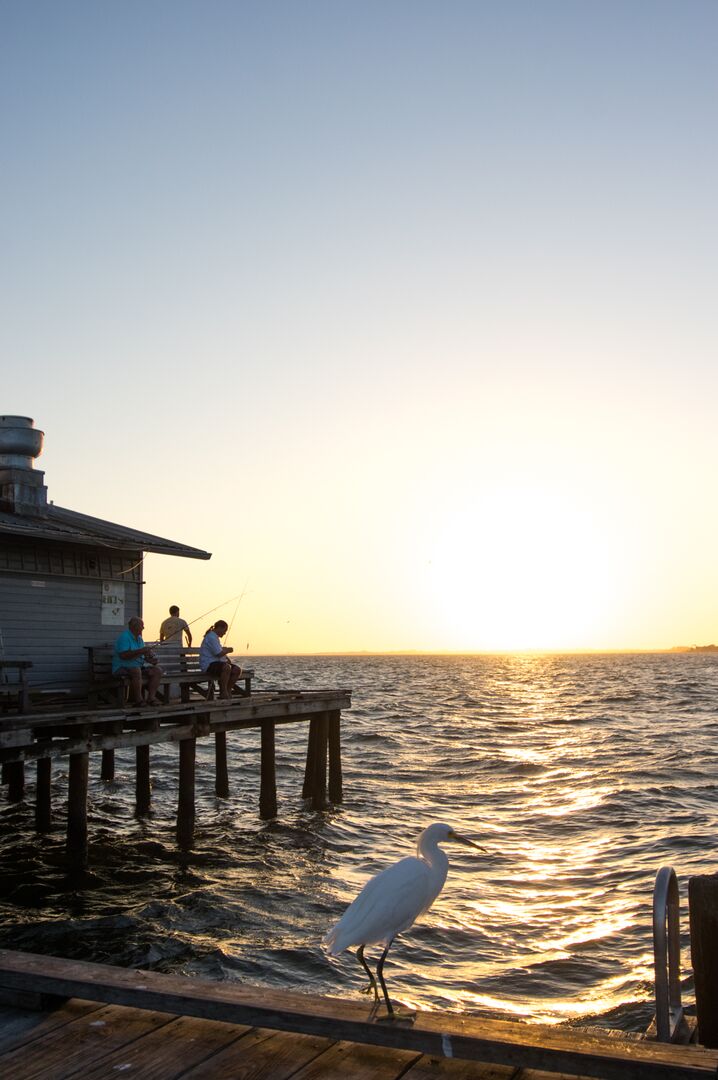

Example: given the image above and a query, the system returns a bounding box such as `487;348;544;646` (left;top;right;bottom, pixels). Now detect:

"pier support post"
101;749;115;782
302;717;318;799
6;761;25;803
136;744;151;816
36;756;52;832
689;873;718;1047
312;712;329;811
328;709;343;804
215;732;229;798
259;720;277;820
67;751;89;871
177;737;196;851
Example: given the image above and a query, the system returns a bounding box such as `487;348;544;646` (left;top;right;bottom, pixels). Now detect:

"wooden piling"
215;732;229;798
136;745;151;816
259;720;277;820
177;737;196;851
312;712;329;811
328;709;343;804
689;873;718;1048
35;757;52;832
302;717;318;800
5;761;25;802
100;749;115;782
67;752;89;870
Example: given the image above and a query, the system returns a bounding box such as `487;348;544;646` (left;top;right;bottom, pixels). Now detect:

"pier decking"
0;689;351;865
0;951;716;1080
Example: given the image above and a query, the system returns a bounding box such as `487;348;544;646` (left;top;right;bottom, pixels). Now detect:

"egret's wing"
324;856;436;954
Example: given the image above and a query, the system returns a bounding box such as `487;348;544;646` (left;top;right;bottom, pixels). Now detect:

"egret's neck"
417;835;449;883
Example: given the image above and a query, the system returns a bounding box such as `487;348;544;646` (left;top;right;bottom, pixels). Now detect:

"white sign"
101;581;125;625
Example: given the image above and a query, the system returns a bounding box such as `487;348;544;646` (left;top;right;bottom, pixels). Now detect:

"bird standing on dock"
324;822;484;1019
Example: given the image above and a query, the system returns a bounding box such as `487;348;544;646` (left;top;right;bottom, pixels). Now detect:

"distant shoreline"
245;648;718;657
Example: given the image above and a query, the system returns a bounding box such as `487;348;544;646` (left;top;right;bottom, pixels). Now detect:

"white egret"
324;822;484;1018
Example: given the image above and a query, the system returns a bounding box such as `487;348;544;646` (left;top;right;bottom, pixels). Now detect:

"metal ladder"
653;865;685;1042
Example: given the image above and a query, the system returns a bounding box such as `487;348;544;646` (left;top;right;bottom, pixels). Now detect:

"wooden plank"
0;690;351;733
80;1012;250;1079
293;1038;421;1079
0;1001;176;1079
404;1057;518;1079
0;951;714;1080
182;1027;333;1080
0;998;104;1055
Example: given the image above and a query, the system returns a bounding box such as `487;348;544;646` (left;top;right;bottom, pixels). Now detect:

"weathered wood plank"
182;1027;333;1080
0;951;714;1080
0;998;104;1055
404;1057;518;1079
293;1038;421;1079
80;1011;250;1079
0;690;351;734
0;1001;175;1078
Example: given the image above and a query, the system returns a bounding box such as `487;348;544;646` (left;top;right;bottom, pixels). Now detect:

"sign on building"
101;581;125;625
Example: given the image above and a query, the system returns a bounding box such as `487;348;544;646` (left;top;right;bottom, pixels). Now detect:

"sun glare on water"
426;485;621;652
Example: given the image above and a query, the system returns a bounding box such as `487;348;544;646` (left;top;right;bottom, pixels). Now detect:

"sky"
2;1;717;654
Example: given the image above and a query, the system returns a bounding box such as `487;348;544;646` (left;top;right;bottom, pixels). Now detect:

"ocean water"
1;652;717;1032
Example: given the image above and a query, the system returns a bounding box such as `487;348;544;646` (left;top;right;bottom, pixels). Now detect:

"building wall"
0;541;143;691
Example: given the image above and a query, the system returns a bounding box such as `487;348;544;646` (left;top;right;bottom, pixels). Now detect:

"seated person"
113;616;163;706
199;620;242;700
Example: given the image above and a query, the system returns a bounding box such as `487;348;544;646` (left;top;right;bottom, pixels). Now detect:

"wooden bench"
85;644;253;707
0;660;32;713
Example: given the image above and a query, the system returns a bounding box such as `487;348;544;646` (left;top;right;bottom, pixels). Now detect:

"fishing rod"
143;588;251;650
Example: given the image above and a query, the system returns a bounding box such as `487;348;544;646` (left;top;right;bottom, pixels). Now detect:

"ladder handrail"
653;865;684;1042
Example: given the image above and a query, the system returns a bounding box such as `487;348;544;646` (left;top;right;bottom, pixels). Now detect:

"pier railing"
653;865;684;1042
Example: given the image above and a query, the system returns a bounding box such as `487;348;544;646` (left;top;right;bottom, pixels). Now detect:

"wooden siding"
0;542;143;690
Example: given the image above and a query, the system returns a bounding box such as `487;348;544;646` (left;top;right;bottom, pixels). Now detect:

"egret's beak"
450;830;487;852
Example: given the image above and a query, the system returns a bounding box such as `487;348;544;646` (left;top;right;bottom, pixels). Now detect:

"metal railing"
653;865;684;1042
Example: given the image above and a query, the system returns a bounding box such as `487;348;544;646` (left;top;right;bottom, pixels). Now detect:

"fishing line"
227;576;250;638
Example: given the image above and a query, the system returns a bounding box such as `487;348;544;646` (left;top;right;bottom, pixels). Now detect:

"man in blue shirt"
113;616;163;706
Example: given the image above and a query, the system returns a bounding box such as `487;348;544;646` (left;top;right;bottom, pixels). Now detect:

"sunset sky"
3;1;717;654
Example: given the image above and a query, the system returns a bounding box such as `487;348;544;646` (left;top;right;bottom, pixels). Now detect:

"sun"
426;485;621;651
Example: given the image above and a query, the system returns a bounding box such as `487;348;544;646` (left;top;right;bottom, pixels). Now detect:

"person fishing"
199;620;242;700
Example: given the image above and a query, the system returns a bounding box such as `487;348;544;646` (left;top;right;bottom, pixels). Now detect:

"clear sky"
2;1;717;653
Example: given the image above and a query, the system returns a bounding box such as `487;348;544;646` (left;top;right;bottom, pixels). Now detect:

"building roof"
0;504;211;560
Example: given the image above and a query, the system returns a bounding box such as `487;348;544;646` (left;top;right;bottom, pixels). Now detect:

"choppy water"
1;653;717;1031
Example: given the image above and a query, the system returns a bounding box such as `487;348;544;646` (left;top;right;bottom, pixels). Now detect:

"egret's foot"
375;1004;416;1024
360;983;376;997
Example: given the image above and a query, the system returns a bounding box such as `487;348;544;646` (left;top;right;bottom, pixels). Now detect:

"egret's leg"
374;940;415;1023
375;939;395;1015
356;945;378;999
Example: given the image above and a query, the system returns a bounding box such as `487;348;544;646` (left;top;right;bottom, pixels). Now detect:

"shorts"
206;661;228;677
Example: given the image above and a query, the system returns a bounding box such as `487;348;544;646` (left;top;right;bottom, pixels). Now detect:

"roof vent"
0;416;47;515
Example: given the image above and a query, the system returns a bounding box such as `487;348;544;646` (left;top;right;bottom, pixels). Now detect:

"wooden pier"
0;950;716;1080
0;689;350;866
